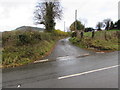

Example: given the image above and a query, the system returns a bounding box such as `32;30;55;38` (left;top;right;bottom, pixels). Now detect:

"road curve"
2;38;118;88
44;38;95;60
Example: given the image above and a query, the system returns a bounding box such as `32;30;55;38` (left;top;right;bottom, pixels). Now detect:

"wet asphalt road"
2;38;118;88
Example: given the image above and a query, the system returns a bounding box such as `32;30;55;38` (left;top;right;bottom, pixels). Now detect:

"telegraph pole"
64;21;65;32
75;10;77;21
75;10;77;31
118;1;120;20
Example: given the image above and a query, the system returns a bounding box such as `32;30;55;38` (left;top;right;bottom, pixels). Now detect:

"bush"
71;32;77;37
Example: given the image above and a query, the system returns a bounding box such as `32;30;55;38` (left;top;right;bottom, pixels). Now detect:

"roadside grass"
69;30;120;51
2;29;69;68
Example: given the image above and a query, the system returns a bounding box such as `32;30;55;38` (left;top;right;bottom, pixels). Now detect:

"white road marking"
56;56;75;61
57;53;90;61
96;52;105;53
33;53;90;64
57;56;72;59
34;59;49;63
83;53;90;56
58;65;119;80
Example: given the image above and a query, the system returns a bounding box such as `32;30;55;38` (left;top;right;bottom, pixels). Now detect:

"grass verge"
2;29;68;68
69;30;120;51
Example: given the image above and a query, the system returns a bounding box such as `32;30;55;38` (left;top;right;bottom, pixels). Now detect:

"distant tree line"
69;18;120;39
84;27;94;32
96;19;120;31
70;18;120;33
114;19;120;29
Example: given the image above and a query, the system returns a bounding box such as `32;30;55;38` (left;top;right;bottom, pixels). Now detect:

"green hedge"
2;29;69;68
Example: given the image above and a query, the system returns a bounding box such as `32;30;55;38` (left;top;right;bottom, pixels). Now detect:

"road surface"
2;38;119;88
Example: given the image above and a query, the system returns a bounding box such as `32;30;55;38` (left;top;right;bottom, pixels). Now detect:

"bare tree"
103;18;111;30
117;19;120;29
34;0;62;32
109;21;114;30
96;22;104;31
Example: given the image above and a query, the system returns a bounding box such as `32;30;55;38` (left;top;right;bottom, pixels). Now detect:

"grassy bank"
2;29;68;68
69;30;120;51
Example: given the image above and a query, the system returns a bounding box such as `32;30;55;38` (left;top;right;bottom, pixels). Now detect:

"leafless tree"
103;18;111;30
96;22;104;31
34;0;62;32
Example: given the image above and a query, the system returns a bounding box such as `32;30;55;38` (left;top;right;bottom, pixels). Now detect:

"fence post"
92;31;95;38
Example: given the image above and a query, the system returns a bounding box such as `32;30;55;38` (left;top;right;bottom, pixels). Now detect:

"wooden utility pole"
75;10;77;31
118;1;120;20
64;21;65;32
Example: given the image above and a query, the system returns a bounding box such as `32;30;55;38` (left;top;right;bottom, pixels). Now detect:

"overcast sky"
0;0;119;31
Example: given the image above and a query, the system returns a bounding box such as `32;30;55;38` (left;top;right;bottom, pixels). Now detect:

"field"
69;30;120;51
